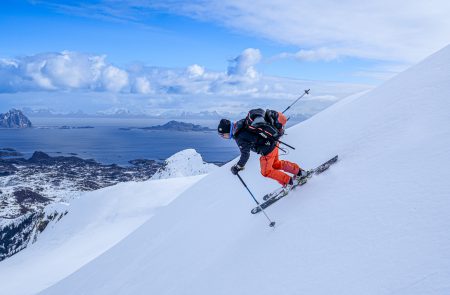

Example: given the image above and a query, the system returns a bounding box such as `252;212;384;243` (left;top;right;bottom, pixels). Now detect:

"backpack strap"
247;124;280;140
233;119;246;137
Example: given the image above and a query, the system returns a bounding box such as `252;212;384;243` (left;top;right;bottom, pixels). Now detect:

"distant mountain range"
21;108;228;119
0;109;32;128
20;107;312;122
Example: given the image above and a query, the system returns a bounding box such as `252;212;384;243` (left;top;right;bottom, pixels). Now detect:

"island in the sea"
0;109;32;128
122;120;214;132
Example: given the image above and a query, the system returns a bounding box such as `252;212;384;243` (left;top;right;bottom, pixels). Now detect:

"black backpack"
244;108;284;141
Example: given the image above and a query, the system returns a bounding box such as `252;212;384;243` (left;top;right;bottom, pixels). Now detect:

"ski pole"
278;139;295;150
282;89;310;114
236;173;276;227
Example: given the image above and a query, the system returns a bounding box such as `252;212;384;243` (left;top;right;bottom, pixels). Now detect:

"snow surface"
0;175;205;295
7;44;450;294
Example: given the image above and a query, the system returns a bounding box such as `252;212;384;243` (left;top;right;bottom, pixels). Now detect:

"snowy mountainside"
0;150;162;261
151;148;218;179
41;45;450;294
0;175;205;295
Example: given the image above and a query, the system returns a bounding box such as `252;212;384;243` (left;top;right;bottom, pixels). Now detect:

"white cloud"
278;47;340;62
0;49;373;115
0;52;131;93
89;55;107;83
227;48;261;80
186;64;205;77
114;0;450;64
40;51;96;88
0;58;18;67
227;48;262;84
24;59;56;90
101;65;129;92
0;49;263;95
132;76;152;94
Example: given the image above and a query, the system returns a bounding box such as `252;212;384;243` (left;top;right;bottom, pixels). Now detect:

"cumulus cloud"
39;51;98;88
186;64;205;78
227;48;261;80
0;48;372;115
0;51;129;93
132;76;152;94
25;59;56;90
101;65;129;92
0;49;265;96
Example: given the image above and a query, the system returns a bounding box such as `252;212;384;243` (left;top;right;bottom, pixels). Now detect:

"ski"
251;177;308;214
313;155;338;175
262;175;309;201
251;155;338;214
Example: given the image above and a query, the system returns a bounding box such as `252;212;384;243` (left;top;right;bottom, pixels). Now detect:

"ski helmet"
217;119;231;134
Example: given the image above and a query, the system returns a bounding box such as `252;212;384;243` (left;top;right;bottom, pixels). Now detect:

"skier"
218;109;308;191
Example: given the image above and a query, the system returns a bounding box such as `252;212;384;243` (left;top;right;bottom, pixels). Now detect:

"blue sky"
1;0;375;82
1;0;449;114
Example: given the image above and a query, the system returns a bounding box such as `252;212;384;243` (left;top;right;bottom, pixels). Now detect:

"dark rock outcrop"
0;211;67;261
14;189;51;204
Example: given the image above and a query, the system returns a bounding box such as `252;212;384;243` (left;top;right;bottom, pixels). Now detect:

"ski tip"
328;155;339;163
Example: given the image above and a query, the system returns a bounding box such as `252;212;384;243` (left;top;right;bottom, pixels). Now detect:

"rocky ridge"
0;109;32;128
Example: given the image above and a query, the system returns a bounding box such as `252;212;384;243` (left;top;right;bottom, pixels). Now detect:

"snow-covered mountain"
3;44;450;294
151;149;218;179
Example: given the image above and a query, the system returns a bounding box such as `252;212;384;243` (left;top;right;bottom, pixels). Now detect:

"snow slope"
0;175;205;295
42;45;450;294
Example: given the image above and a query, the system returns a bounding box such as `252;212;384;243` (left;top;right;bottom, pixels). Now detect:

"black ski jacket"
233;119;277;167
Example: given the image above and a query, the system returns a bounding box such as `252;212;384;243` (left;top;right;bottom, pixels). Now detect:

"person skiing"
218;109;308;190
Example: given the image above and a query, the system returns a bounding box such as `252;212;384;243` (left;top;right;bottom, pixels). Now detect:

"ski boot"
293;169;312;185
281;177;295;195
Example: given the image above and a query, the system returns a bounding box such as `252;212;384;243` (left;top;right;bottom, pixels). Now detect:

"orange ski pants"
260;145;300;186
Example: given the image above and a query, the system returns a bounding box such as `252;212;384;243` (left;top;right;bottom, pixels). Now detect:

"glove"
231;164;244;175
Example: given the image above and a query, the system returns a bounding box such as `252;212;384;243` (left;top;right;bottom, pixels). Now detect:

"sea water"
0;118;239;165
